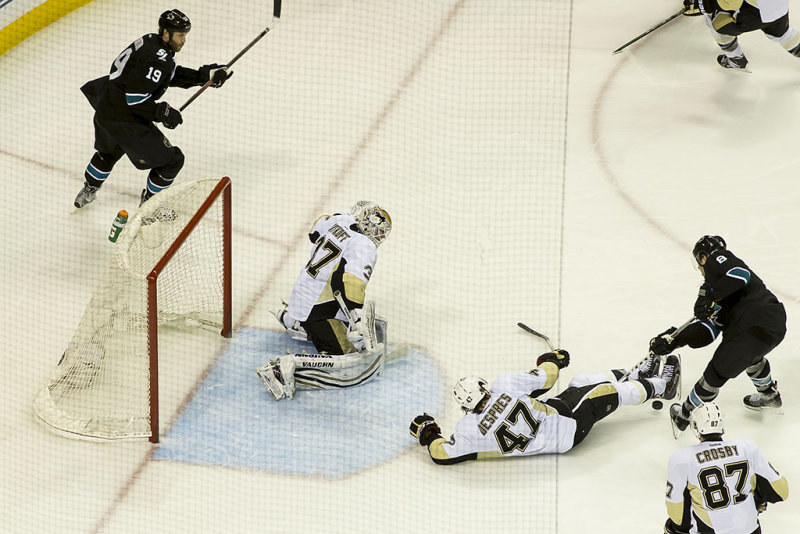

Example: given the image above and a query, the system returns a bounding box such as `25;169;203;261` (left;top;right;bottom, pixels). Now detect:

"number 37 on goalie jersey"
290;214;378;319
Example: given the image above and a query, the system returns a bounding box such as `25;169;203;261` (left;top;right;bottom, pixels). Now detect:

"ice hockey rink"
2;0;799;532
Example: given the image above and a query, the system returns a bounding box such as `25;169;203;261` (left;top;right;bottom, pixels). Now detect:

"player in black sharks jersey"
649;236;787;433
75;9;232;208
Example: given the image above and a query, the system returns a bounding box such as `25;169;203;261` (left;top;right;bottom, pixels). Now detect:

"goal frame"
146;176;232;442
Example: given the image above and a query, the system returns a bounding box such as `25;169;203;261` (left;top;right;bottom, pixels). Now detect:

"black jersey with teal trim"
80;33;201;124
703;249;785;336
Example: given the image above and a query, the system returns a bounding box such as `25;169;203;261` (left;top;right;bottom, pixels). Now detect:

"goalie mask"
453;376;490;413
692;235;726;265
690;402;725;439
350;201;392;246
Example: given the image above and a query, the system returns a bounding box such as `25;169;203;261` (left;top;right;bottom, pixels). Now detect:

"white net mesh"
33;179;229;440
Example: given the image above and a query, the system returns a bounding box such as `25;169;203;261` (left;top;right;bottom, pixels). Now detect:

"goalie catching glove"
537;349;570;369
409;414;442;446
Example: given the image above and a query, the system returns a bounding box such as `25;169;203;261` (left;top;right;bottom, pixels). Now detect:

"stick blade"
273;0;282;19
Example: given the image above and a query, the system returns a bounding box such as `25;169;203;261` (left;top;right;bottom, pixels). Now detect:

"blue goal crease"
153;327;444;478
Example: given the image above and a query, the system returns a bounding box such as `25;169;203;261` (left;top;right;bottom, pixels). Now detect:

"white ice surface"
1;0;798;532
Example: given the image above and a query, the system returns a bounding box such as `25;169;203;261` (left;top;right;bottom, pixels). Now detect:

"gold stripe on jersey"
666;500;684;525
688;482;713;527
428;437;452;462
327;319;354;353
538;361;560;390
343;272;367;305
771;474;789;500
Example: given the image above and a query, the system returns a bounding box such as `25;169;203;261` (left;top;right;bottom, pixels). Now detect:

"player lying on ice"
255;201;392;400
409;349;680;464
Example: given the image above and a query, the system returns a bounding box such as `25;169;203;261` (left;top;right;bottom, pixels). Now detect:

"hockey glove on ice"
409;414;441;446
650;326;679;356
154;102;183;129
664;518;690;534
694;284;714;320
199;63;233;88
537;349;570;369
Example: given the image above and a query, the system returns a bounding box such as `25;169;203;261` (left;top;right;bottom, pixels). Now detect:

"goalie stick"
179;0;282;111
612;7;686;55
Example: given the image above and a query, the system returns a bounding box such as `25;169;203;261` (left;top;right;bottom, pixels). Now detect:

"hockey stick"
179;0;282;111
611;8;685;55
517;322;555;351
621;317;695;382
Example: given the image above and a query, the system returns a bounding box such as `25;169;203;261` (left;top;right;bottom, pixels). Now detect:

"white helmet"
453;376;489;413
690;402;725;439
350;201;392;246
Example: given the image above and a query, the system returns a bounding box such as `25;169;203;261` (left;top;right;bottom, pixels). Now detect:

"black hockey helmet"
693;235;726;264
158;9;191;36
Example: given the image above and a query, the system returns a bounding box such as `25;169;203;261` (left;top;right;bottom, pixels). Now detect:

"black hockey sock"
84;152;119;188
746;358;774;392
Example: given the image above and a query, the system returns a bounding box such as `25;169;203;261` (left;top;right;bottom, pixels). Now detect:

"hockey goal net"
34;177;231;442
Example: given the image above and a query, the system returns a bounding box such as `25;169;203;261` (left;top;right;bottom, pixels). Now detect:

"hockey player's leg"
761;14;800;58
703;15;749;69
293;344;385;390
76;122;124;208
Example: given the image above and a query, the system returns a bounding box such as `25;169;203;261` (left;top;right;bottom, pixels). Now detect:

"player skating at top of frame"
409;349;681;465
681;0;800;70
648;236;786;435
75;9;232;209
256;201;393;400
664;402;789;534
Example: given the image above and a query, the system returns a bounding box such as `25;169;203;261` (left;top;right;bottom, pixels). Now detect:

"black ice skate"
74;182;99;208
743;382;782;411
716;54;749;71
669;402;690;440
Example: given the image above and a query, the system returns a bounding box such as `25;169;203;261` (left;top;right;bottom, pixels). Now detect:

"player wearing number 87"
410;351;681;465
664;402;788;534
75;9;232;209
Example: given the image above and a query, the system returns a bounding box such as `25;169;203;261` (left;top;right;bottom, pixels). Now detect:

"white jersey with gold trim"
665;438;788;534
287;213;377;322
431;371;577;462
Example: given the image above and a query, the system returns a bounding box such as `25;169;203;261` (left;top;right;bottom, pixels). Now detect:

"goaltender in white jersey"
256;201;392;400
410;350;681;464
664;402;788;534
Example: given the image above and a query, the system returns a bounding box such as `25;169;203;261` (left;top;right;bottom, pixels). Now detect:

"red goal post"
34;177;232;443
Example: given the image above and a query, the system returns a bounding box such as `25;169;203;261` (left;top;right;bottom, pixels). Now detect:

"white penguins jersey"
287;213;377;322
665;439;789;534
427;365;577;464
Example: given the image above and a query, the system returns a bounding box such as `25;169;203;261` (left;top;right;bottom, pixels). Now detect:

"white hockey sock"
615;379;663;406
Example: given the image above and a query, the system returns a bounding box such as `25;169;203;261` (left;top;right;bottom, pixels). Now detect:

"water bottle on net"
108;209;128;243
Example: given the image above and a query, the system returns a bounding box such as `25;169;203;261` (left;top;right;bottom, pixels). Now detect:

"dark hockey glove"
650;326;679;356
664;518;689;534
694;284;714;320
199;63;233;88
537;349;570;369
409;414;442;446
154;102;183;129
682;0;702;15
